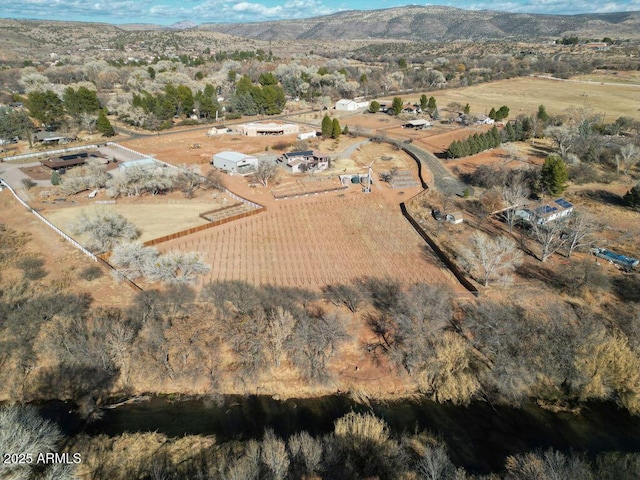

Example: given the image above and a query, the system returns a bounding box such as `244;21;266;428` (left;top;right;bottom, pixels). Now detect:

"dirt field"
156;188;467;293
0;189;135;307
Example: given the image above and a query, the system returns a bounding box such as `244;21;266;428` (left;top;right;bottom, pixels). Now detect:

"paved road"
402;143;467;195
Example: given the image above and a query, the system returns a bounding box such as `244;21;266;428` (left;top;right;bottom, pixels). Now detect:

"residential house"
515;198;574;225
277;150;330;173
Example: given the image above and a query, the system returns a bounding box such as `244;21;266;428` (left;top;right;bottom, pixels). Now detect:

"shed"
212;151;258;175
118;157;158;172
403;119;431;129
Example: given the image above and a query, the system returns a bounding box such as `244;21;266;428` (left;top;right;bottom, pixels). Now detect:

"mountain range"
192;6;640;41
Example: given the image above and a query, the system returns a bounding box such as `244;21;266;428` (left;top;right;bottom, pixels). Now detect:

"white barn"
212;151;258;175
335;99;370;111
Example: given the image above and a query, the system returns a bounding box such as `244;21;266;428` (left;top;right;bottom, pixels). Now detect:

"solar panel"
554;198;573;209
536;205;558;215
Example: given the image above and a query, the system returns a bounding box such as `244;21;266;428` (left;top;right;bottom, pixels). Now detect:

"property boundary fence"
1;144;99;163
0;179;97;261
272;185;348;200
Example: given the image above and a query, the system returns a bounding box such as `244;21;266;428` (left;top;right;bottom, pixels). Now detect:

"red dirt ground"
156;186;468;294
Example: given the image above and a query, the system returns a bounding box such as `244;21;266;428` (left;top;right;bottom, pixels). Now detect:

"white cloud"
0;0;639;24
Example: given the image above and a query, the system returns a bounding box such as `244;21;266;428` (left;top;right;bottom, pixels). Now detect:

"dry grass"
379;76;640;119
43;203;214;243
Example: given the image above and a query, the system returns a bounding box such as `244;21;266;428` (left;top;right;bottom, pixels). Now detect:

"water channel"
39;394;640;473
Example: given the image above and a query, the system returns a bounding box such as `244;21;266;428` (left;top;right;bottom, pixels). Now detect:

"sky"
0;0;639;25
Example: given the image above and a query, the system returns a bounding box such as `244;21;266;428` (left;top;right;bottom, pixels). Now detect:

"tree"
26;89;64;127
501;170;531;232
532;218;567;262
145;251;210;285
537;104;549;123
427;96;437;114
565;212;596;257
623;182;640;208
267;307;296;368
616;144;640;175
544;125;575;159
463;232;523;286
540;155;568;196
261;430;290;480
321;114;333;138
71;208;139;253
418;94;428;112
398;58;407;69
391;96;403;116
369;100;380;113
463;103;471;115
332;118;341;139
0;405;76;480
252;161;278;187
50;170;62;185
96;109;115;136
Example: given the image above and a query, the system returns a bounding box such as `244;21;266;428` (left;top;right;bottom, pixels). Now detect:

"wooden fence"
144;205;266;247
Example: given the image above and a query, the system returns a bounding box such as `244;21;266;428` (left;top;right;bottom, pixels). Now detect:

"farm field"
157;190;468;293
377;76;640;119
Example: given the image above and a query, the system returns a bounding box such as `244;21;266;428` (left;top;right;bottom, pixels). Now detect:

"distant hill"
196;6;640;41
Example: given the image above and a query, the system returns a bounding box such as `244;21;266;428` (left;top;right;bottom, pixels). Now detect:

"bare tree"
616;143;640;175
145;251;210;285
544;125;575;159
71;207;139;253
288;432;322;477
267;307;296;368
261;430;290;480
501;170;530;232
252;161;278;187
462;232;522;286
0;405;76;480
415;444;457;480
531;219;567;262
565;213;596;258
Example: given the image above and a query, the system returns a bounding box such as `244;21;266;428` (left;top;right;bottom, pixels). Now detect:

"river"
37;394;640;473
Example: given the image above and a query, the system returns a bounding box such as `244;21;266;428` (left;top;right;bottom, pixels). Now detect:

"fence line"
0;179;97;262
1;144;99;163
143;206;265;247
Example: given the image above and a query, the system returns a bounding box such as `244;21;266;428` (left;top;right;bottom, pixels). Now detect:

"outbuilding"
212;151;258;175
335;99;370;111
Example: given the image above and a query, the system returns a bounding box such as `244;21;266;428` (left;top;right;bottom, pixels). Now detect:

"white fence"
1;144;99;163
0;179;97;262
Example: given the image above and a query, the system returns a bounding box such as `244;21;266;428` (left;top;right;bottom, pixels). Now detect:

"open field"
38;191;233;243
0;190;135;307
378;76;640;120
157;190;467;293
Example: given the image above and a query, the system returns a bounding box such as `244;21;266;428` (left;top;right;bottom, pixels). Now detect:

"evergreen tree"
321;115;333;137
464;103;471;115
420;94;428;111
391;96;403;116
51;170;61;185
96;110;115;137
332;118;341;139
540;155;569;196
369;101;380;114
427;96;437;113
623;182;640;208
488;107;497;120
496;105;510;121
537;104;549;123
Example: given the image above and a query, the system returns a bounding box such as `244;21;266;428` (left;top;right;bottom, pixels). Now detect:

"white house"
515;198;574;225
212;151;258;175
335;99;370;111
